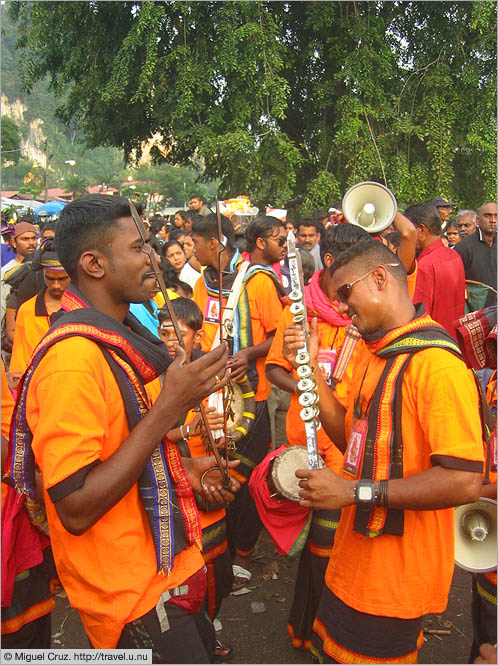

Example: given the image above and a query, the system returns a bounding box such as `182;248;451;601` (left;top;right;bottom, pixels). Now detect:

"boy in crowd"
158;298;235;662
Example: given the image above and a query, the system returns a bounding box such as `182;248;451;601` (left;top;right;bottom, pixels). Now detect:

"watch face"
358;485;373;501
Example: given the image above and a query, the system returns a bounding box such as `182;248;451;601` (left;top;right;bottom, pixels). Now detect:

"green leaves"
7;1;496;209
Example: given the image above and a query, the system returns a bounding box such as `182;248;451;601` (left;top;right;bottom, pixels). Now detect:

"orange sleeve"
246;272;283;342
406;260;418;301
409;349;484;467
28;338;116;490
1;358;15;441
9;302;31;374
265;306;293;371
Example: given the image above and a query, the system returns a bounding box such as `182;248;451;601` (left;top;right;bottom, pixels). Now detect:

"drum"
270;446;325;502
206;376;256;447
225;377;256;443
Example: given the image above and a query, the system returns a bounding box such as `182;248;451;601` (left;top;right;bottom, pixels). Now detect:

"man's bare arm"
296;464;482;512
228;333;275;382
392;211;417;273
265;364;298;394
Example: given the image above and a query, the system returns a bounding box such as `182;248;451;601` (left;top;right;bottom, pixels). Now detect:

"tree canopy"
8;1;497;210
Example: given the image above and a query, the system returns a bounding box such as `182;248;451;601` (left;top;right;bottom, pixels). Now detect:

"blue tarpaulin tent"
34;200;67;220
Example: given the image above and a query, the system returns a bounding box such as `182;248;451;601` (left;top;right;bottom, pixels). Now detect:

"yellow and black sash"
355;311;461;537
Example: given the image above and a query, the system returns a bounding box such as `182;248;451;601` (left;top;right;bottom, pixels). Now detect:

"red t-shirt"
413;239;465;338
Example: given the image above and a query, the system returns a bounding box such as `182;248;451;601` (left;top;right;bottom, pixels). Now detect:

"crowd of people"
0;190;496;665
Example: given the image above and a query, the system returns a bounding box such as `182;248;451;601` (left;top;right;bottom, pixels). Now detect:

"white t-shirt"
179;262;202;289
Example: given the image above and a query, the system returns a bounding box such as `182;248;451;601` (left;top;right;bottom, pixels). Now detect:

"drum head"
271;447;323;502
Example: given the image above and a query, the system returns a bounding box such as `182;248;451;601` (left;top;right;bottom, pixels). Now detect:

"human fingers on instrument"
282;323;306;367
214;436;227;451
172;343;187;366
193;344;230;392
207;412;225;428
185;456;240;494
228;364;246;382
308;317;320;364
227;349;249;368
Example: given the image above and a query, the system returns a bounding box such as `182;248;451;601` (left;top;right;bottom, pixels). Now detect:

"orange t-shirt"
328;337;484;619
266;305;363;471
1;358;15;506
193;269;283;401
407;260;418;301
26;336;204;649
10;292;51;373
1;357;14;441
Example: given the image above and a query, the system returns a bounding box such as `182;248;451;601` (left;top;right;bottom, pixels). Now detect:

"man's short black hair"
297;217;323;234
245;215;284;252
41;221;57;234
383;231;401;248
330;238;406;284
149;216;166;235
158;297;203;332
191;213;235;248
320;224;370;264
56;194;132;281
312;210;329;222
190;194;207;205
403;203;441;236
168;228;186;243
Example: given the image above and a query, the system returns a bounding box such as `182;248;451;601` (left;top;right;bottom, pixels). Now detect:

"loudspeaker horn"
342;181;397;234
454;497;497;573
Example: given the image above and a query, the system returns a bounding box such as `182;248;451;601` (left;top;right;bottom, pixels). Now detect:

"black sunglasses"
336;263;399;303
263;234;286;247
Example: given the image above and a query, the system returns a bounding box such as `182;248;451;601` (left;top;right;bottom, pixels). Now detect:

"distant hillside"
0;6;218;205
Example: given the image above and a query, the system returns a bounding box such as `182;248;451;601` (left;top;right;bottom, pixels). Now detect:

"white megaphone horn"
454;497;497;574
342;181;397;234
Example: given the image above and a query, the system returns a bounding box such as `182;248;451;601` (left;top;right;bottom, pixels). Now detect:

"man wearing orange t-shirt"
8;195;239;662
192;213;284;580
10;241;70;377
265;223;368;651
284;239;484;664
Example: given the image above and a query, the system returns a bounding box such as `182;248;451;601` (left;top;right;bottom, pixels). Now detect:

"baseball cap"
431;197;454;207
13;222;37;237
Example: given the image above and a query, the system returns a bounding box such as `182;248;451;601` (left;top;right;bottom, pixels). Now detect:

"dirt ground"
51;527;475;664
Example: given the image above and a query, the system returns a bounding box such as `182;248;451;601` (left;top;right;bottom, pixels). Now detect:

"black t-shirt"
454;228;497;290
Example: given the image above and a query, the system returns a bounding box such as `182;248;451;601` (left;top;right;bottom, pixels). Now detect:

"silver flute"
286;230;322;470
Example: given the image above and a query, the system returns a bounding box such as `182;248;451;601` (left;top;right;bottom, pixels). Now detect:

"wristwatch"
354;480;377;504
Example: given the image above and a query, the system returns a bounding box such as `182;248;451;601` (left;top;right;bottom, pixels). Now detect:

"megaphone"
342;181;397;234
454;497;497;573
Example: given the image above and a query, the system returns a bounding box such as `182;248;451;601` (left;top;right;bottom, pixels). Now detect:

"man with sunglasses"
283;239;484;664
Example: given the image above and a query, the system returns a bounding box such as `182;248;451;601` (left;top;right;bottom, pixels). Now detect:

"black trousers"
2;613;52;649
227;401;270;555
116;599;216;664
